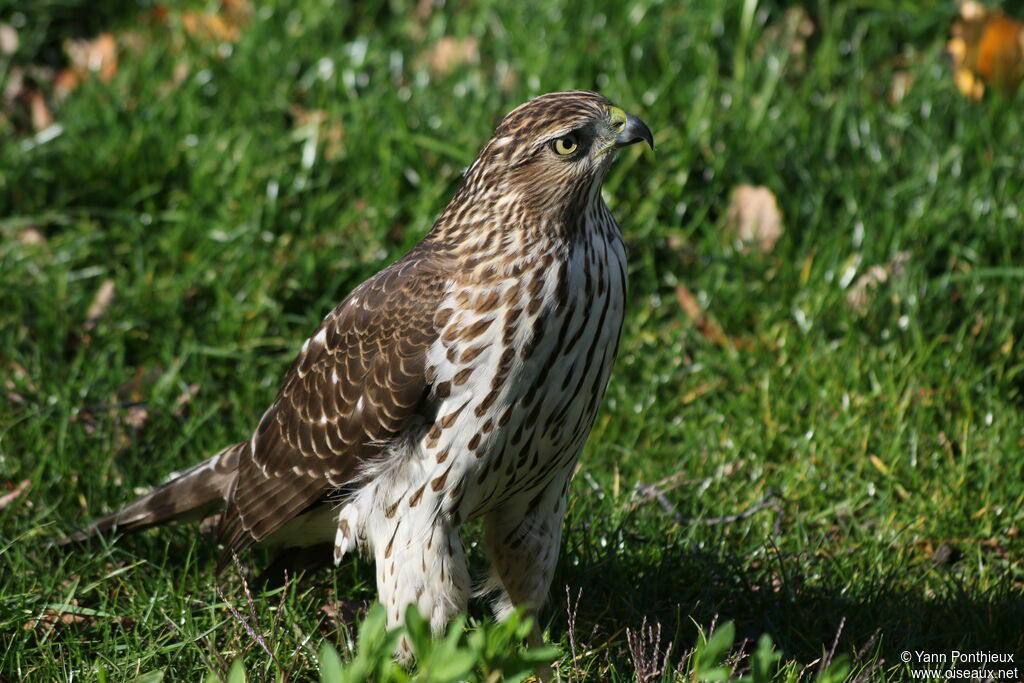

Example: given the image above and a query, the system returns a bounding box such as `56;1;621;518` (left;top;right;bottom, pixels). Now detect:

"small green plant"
316;603;557;683
688;621;850;683
202;603;558;682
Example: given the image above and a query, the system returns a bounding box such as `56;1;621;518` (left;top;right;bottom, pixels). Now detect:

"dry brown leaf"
888;70;913;104
182;10;241;43
84;279;116;335
17;227;46;246
65;33;118;82
2;66;24;107
24;599;84;631
417;36;479;76
675;283;730;347
173;383;201;416
948;2;1024;98
52;68;79;102
6;361;35;393
725;184;784;253
123;404;149;430
845;251;911;314
291;105;346;160
0;22;18;55
27;90;53;131
0;479;30;511
22;600;102;633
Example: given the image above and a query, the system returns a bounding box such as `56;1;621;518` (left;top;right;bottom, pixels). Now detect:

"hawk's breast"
422;211;627;523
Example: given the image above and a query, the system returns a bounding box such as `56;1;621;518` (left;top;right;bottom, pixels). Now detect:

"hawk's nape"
61;90;652;660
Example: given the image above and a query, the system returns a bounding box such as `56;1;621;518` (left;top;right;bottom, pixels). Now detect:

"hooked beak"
615;113;654;151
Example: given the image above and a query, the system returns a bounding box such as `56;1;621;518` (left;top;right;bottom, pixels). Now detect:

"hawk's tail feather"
58;442;244;546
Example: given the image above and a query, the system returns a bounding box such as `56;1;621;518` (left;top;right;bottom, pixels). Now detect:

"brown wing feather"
218;248;452;557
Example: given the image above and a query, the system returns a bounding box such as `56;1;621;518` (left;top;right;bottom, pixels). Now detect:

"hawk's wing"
220;247;452;555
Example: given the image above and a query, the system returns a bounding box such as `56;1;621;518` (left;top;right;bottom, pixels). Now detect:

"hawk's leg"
481;474;570;649
374;516;470;662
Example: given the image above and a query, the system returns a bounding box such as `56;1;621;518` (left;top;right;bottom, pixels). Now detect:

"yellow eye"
552;135;579;156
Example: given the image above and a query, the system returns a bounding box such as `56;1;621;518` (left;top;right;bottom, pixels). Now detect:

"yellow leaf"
869;455;890;476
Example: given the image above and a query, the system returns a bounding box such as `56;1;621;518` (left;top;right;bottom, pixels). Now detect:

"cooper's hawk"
65;91;653;653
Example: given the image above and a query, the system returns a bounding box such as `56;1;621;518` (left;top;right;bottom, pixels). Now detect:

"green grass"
3;0;1024;679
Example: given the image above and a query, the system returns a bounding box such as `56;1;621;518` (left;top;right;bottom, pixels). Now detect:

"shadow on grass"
553;529;1024;672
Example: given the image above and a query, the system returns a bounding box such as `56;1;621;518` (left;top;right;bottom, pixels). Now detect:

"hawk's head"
457;91;653;223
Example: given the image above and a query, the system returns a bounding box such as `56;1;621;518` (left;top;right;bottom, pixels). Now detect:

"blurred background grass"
1;0;1023;679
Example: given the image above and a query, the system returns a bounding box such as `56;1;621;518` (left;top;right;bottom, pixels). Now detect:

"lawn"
2;0;1023;680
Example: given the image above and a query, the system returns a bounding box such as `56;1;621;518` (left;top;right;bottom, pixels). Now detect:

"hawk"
65;91;653;654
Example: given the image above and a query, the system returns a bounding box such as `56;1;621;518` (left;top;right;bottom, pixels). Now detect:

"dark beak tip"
618;113;655;151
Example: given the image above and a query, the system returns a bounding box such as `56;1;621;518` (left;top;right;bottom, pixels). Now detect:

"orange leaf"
948;3;1024;98
65;32;118;82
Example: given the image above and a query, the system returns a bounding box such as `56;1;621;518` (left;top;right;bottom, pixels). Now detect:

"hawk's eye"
551;134;579;156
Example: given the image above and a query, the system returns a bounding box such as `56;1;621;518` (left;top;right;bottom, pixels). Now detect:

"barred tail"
58;442;244;545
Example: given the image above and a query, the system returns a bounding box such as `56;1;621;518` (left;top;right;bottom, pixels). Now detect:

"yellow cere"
606;106;628;127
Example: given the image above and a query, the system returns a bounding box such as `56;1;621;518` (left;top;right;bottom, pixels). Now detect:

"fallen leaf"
123;404;149;431
674;283;729;347
27;90;53;131
0;22;18;55
948;3;1024;98
291;105;346;160
5;361;36;395
888;70;913;104
52;69;79;101
173;383;201;416
22;600;92;633
83;279;116;337
845;251;911;314
182;11;241;43
17;227;46;245
2;66;24;107
725;184;784;253
68;278;116;351
417;36;479;76
65;33;119;82
0;479;30;510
